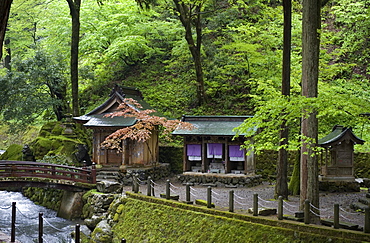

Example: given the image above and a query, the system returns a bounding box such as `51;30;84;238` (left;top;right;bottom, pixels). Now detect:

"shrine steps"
96;166;121;182
350;192;370;211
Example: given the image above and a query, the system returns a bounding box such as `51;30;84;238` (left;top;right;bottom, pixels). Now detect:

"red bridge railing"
0;161;96;184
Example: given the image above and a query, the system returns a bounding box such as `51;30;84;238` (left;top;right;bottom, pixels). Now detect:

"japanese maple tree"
101;98;193;152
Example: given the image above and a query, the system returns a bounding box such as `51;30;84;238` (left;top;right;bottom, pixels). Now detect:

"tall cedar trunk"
67;0;81;116
300;0;321;223
173;0;206;106
275;0;291;200
0;0;12;59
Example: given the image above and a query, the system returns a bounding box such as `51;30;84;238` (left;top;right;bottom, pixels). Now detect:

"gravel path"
122;175;367;228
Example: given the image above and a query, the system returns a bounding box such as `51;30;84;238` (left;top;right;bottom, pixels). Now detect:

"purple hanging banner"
229;145;244;157
187;144;201;157
208;143;223;156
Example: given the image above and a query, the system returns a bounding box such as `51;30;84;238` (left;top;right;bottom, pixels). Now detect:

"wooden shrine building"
73;86;159;167
318;125;365;181
173;115;255;175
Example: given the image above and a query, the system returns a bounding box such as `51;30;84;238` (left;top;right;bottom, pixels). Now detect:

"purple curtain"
208;143;223;156
187;144;201;157
229;145;244;157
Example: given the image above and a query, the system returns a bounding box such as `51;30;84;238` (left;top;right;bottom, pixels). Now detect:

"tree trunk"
300;0;321;223
173;0;206;106
67;0;81;116
0;0;12;59
275;0;291;200
4;37;11;70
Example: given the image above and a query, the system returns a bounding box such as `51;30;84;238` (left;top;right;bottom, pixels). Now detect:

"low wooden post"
253;193;258;216
278;196;283;220
39;212;43;243
132;174;136;192
334;204;339;229
186;184;191;202
364;206;370;233
147;176;152;196
229;190;234;213
133;174;139;193
166;180;170;200
75;224;80;243
207;186;212;208
152;181;155;197
11;202;16;243
304;200;310;224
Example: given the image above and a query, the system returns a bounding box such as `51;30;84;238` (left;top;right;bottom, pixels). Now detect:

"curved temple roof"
318;125;365;147
173;115;253;136
73;86;157;128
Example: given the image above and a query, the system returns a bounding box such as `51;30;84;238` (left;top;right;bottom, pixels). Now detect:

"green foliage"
2;0;370;160
354;152;370;179
235;78;370;153
0;50;68;128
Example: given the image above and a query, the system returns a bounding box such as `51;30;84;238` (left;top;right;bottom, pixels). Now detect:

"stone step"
97;165;121;171
97;171;120;176
350;202;368;211
97;174;119;180
320;219;359;231
248;207;277;216
359;197;370;206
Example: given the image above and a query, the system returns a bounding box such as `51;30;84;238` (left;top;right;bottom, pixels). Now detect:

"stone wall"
177;173;263;188
119;163;171;185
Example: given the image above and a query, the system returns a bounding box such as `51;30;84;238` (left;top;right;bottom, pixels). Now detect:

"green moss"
119;192;370;243
288;157;300;195
111;197;359;243
91;226;113;243
22;187;63;211
195;199;215;208
51;123;64;135
116;204;125;215
0;144;23;160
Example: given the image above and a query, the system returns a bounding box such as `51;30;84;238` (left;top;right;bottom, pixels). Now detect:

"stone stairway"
96;166;122;183
350;190;370;211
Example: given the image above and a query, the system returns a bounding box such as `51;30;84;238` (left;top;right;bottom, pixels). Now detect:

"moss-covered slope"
108;195;368;243
1;121;91;166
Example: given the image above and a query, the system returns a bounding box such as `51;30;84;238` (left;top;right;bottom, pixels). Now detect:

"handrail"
0;160;96;184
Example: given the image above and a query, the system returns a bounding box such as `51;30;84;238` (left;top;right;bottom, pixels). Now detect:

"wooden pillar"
225;140;229;173
183;139;187;172
201;137;206;173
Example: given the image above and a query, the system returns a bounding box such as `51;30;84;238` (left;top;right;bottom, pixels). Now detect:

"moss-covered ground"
108;193;370;243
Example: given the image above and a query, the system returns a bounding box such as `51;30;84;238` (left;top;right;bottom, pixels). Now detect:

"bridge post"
75;224;80;243
39;212;43;243
11;202;15;243
91;163;96;184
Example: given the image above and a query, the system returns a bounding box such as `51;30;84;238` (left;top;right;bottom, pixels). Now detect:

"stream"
0;190;79;243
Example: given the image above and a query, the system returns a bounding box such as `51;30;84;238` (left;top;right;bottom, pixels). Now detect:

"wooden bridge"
0;160;96;191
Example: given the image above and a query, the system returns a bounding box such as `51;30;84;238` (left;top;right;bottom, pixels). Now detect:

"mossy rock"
0;144;23;160
51;123;65;135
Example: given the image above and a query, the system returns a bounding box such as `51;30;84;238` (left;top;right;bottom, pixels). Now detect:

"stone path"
0;232;21;243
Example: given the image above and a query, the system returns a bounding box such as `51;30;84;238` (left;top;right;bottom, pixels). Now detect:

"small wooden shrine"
318;125;365;181
73;86;159;167
173;115;255;175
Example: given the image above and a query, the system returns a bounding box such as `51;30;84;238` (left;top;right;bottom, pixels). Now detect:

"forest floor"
122;175;366;229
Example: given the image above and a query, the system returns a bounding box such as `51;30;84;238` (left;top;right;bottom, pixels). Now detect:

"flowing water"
0;190;79;243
